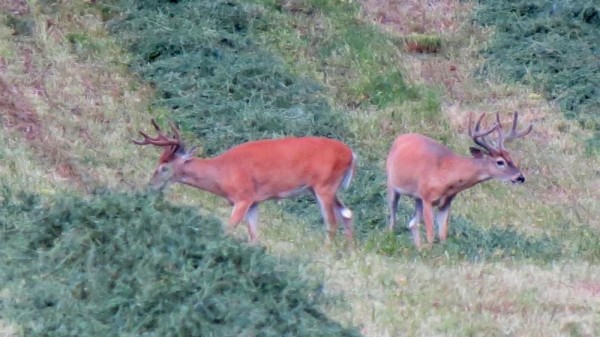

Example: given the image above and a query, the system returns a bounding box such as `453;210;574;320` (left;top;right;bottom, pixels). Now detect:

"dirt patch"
0;75;41;140
0;0;29;16
361;0;475;97
361;0;468;35
361;1;552;139
0;321;19;337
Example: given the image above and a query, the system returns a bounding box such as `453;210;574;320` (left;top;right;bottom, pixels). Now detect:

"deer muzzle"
511;173;525;184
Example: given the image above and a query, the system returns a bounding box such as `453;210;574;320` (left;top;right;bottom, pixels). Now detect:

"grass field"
1;0;599;336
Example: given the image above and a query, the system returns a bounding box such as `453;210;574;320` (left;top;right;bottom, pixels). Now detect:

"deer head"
468;111;533;184
133;119;195;189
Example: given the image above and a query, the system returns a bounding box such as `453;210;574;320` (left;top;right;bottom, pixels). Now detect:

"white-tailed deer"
386;112;532;247
133;120;356;246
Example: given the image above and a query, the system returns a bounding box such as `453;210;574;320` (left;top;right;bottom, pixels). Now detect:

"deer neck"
176;157;227;197
444;155;493;193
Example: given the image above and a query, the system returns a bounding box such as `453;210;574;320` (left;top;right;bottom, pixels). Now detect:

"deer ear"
181;145;201;160
470;147;486;159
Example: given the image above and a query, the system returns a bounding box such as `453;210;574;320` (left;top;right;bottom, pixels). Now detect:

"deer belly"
393;186;419;199
274;185;309;199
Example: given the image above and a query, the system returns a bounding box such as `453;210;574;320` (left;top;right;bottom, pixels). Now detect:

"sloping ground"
0;2;361;336
109;0;350;154
0;0;154;193
1;0;600;336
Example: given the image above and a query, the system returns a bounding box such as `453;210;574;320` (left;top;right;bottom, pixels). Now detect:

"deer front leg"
245;203;259;242
436;196;455;242
227;201;253;239
422;201;435;245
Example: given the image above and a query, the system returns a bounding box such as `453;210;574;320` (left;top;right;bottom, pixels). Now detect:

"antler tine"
170;122;181;142
506;111;533;140
497;111;533;149
495;112;505;150
468;112;499;154
132;119;181;147
151;118;162;132
131;130;155;145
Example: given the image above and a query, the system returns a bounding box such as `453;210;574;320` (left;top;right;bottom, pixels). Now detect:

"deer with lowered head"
386;112;533;247
133;120;357;247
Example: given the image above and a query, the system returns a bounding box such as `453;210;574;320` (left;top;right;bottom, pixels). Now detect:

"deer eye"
160;166;169;173
496;159;506;167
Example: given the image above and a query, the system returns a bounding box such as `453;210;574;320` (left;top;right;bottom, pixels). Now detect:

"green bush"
0;188;360;336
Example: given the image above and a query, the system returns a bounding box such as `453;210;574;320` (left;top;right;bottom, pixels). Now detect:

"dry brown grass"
362;0;468;35
0;2;157;194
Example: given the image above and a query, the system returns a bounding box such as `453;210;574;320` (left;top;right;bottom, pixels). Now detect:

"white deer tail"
341;152;357;190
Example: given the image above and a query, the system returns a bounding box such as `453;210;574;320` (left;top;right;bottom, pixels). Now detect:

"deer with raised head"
133;120;356;247
386;112;532;247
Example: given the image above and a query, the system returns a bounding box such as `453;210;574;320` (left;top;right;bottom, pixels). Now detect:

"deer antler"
496;111;533;150
133;119;181;147
468;112;499;154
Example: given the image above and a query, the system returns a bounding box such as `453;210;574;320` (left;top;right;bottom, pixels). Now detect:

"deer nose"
512;174;525;184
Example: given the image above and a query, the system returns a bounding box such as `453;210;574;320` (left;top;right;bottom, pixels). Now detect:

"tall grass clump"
0;187;361;337
475;0;600;150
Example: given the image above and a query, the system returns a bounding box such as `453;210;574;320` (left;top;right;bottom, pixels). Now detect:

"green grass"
475;0;600;147
106;0;350;155
251;0;429;110
0;187;360;336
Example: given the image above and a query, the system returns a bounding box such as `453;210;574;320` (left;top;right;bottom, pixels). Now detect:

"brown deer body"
134;120;356;246
386;112;532;247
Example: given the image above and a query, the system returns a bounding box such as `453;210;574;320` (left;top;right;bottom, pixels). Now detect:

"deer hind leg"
408;198;423;247
334;197;354;248
314;188;339;245
387;189;400;231
245;203;260;242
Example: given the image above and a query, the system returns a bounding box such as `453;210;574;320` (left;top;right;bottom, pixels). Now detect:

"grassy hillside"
1;0;600;336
